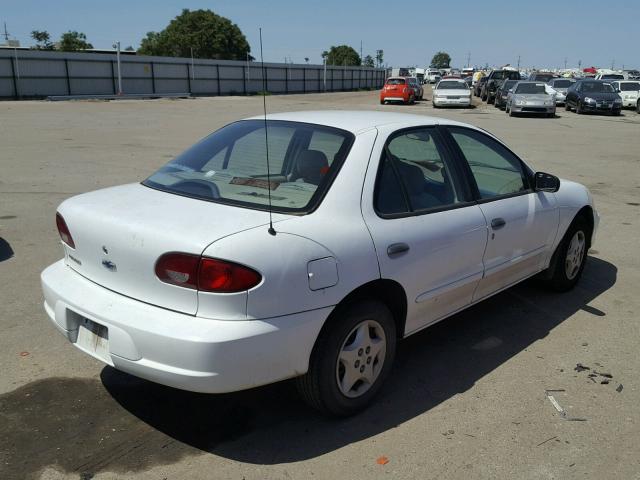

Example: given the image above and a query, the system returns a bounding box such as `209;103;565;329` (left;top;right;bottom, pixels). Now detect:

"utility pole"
246;52;250;83
112;41;123;95
517;55;521;70
2;22;10;42
564;57;568;70
578;59;582;70
360;40;363;67
467;51;471;68
611;58;615;70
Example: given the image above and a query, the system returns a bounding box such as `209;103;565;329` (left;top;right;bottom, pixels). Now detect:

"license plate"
76;318;110;363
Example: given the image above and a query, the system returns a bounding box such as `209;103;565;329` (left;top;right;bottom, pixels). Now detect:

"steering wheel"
171;179;221;199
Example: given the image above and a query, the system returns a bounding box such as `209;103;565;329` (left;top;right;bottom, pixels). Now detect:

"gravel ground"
1;87;639;480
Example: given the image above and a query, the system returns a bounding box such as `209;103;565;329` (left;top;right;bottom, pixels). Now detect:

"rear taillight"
155;252;200;289
155;253;261;293
56;213;75;249
403;87;408;93
198;258;262;293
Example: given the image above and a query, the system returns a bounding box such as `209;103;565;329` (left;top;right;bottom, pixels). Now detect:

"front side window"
144;120;353;213
448;127;528;200
375;128;462;215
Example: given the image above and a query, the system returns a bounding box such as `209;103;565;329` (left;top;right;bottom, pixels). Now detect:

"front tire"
542;217;590;292
576;100;583;114
296;300;397;416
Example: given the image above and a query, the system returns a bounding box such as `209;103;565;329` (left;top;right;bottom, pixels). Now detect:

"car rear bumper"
510;104;555;114
41;260;331;393
434;97;471;106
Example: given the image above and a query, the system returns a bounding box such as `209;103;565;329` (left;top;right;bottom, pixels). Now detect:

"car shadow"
0;237;14;262
102;255;616;464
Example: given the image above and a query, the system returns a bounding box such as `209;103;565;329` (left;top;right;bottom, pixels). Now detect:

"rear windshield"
502;80;517;89
387;78;406;85
516;83;546;94
492;71;521;80
437;81;468;89
532;74;554;82
602;74;624;79
144;120;354;213
620;82;640;91
552;79;573;88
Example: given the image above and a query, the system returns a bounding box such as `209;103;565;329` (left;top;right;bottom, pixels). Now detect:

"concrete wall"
0;50;386;98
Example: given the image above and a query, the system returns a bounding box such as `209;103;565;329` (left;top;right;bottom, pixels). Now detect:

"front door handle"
387;243;410;257
491;218;506;229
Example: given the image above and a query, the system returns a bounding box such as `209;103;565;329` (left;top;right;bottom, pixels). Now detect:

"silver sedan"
506;81;556;117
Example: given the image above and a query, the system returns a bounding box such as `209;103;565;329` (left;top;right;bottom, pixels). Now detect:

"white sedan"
42;111;598;416
432;79;472;107
611;80;640;108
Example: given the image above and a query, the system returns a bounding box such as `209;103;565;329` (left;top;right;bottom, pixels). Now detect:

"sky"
1;0;637;69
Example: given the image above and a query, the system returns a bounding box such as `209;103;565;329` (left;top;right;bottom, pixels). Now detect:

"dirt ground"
1;88;639;480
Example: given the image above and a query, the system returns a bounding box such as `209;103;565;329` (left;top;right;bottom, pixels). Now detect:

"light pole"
112;41;123;95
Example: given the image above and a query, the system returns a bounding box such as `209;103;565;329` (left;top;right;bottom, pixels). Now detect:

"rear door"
443;126;559;301
362;125;488;336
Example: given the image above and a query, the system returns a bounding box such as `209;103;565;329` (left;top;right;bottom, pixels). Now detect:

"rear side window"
375;128;463;215
448;127;529;200
144;120;354;213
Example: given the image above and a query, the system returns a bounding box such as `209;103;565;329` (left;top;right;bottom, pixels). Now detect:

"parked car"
406;77;424;100
482;69;521;103
505;81;556;117
565;80;622;115
474;76;488;97
494;79;519;109
462;76;473;88
594;73;624;81
432;79;472;108
528;72;555;82
622;69;640;80
42;110;598;416
547;78;576;96
610;80;640;108
545;84;566;105
380;77;415;105
425;68;441;83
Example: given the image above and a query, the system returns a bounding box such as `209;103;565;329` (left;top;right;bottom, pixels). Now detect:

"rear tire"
296;300;397;416
542;217;590;292
565;101;571;111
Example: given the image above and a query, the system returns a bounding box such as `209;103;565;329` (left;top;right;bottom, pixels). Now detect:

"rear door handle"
491;218;506;229
387;243;410;256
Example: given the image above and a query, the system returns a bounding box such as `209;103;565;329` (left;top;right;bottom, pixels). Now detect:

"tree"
31;30;54;50
430;51;451;69
375;49;384;68
363;55;375;67
138;9;250;60
124;45;135;52
324;45;360;66
59;31;93;51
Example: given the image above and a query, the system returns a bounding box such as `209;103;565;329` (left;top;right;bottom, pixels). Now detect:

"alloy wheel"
565;230;586;280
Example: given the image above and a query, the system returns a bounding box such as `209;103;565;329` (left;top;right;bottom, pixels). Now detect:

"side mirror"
534;172;560;192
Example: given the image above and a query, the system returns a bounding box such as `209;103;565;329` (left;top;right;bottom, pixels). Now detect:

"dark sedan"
565;80;622;115
494;79;519;109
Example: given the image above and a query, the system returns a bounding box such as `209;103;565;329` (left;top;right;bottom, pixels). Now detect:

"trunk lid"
58;183;280;315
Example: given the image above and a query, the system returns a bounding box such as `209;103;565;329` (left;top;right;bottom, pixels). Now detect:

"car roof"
245;110;473;134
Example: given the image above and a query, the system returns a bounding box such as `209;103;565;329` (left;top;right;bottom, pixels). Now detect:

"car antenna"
259;28;276;236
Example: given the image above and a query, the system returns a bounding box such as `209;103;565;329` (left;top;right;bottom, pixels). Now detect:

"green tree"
31;30;54;50
324;45;360;66
138;9;250;60
375;49;384;68
59;31;93;51
124;45;135;52
363;55;375;67
430;51;451;69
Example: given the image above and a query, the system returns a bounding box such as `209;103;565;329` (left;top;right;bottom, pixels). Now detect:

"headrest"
295;150;329;185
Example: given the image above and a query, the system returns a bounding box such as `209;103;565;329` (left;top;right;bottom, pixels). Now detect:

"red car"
380;77;415;105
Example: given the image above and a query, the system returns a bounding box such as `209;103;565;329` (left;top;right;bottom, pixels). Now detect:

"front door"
362;125;488;336
443;126;559;301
